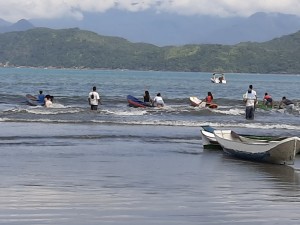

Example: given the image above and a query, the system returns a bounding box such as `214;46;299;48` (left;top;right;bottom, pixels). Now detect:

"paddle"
198;99;204;106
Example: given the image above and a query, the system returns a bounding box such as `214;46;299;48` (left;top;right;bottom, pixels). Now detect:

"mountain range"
1;10;300;46
1;27;300;73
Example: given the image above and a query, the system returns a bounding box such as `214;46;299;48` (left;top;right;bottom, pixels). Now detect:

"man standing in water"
88;86;100;110
243;85;257;120
247;85;257;101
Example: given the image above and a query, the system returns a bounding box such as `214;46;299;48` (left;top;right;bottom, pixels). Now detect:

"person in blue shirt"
37;90;45;105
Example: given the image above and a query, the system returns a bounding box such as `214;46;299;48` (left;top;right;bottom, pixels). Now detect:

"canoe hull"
201;130;222;150
200;125;295;151
25;94;43;106
256;102;273;110
190;97;217;108
207;103;218;109
190;97;205;107
214;130;298;165
127;95;152;108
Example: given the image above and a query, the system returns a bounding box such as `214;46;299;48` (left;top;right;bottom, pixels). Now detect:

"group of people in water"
144;90;214;108
143;91;165;107
37;90;54;107
37;85;295;119
243;84;295;120
37;86;102;110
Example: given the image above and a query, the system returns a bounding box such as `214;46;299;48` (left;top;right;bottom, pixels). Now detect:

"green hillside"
0;27;300;73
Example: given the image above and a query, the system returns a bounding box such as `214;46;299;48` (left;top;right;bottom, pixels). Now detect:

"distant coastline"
1;64;300;76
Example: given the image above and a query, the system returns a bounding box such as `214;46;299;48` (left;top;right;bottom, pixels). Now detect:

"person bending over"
153;93;164;107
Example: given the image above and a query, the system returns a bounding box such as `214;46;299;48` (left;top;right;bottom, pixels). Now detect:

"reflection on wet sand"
256;164;300;186
222;155;300;190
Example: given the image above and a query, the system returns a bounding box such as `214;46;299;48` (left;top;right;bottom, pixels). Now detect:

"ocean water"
0;67;300;224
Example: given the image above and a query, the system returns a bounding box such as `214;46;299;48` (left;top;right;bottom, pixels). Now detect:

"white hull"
189;97;206;108
211;77;226;84
201;130;222;149
214;130;299;165
26;94;43;106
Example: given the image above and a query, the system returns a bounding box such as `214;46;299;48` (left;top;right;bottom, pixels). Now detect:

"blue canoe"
26;94;44;106
127;95;153;108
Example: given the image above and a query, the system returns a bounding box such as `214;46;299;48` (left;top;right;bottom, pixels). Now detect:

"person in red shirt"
205;92;214;106
263;92;273;107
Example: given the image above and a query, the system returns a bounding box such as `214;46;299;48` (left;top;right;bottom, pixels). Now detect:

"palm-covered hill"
0;27;300;73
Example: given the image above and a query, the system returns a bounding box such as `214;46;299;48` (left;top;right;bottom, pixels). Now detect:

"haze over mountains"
1;10;300;46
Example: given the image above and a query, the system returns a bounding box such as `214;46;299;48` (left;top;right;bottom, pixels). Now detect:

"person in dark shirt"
143;90;153;106
279;96;294;111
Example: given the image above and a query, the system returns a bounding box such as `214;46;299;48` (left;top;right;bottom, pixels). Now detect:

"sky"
1;0;300;22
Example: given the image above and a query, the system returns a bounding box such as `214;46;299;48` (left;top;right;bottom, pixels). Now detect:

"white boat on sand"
214;129;299;165
200;126;222;149
200;125;289;150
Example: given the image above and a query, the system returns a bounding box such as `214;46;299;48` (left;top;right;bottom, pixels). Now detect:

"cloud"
1;0;300;22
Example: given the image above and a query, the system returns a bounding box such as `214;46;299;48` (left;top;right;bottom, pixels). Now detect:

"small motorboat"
214;129;299;165
211;73;226;84
127;95;153;108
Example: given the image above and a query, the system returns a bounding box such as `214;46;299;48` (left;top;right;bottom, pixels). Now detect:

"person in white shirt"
88;86;100;110
153;93;164;107
44;95;53;108
243;86;257;120
248;84;257;101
